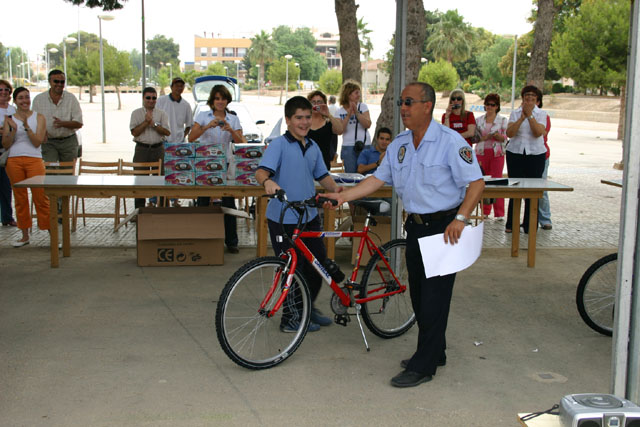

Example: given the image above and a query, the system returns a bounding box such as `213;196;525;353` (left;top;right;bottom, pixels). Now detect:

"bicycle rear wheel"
216;256;311;369
576;253;617;337
359;239;415;338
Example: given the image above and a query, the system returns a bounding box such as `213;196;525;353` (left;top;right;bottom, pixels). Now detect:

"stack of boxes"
164;142;196;185
232;144;265;186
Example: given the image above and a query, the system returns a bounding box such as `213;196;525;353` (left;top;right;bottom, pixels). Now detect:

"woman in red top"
442;89;476;146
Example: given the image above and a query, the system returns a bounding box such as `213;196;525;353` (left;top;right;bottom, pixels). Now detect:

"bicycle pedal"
335;314;350;326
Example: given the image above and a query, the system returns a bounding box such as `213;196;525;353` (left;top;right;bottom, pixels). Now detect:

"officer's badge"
459;146;473;164
398;146;406;163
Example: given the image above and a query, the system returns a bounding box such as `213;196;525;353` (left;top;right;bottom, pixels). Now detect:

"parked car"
192;75;264;143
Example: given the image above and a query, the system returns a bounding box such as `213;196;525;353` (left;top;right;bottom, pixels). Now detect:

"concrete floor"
0;246;613;426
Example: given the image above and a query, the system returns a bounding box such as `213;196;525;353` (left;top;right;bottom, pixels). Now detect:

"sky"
2;0;534;66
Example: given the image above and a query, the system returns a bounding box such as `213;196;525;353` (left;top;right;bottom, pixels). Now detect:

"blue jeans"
340;145;360;173
0;165;14;224
538;158;552;226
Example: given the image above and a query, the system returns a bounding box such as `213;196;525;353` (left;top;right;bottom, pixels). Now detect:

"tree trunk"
335;0;361;83
116;85;122;110
617;85;625;141
89;84;94;103
78;86;82;100
526;0;557;91
375;0;426;136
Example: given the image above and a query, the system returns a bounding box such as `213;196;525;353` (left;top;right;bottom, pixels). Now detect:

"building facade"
193;35;251;71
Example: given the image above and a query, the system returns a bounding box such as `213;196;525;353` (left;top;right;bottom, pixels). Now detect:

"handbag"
0;150;9;168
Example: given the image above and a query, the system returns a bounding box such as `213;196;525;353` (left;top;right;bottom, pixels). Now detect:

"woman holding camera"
189;85;246;253
335;80;371;173
307;90;343;170
442;88;476;146
475;93;508;219
2;87;49;247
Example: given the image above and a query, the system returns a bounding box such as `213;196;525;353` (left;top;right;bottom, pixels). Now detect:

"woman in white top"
475;93;508;219
188;84;246;253
334;80;372;173
0;79;17;226
2;87;50;247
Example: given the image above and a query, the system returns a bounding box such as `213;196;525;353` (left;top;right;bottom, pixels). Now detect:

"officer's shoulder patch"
459;146;473;164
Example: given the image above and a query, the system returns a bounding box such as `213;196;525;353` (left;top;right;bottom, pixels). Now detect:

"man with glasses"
324;82;484;388
32;70;83;162
130;87;170;209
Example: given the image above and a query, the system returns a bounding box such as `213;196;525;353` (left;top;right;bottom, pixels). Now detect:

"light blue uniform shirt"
357;146;382;174
374;119;482;214
259;131;330;224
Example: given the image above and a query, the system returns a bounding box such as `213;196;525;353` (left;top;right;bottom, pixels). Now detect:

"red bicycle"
215;191;414;369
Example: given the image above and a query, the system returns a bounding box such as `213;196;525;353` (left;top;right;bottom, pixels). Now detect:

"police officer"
325;82;484;387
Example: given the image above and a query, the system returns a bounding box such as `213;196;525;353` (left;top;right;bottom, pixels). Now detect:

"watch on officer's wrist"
154;122;161;128
455;214;468;224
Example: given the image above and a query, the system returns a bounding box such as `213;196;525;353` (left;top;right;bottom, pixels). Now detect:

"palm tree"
248;30;275;91
357;17;373;59
426;10;475;64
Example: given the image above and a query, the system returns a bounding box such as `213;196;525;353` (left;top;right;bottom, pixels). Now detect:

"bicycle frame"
261;214;407;318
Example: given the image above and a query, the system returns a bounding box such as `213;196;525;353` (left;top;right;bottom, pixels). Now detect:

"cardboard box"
137;207;224;266
165;142;196;158
195;172;227;186
234;172;259;186
235;159;260;174
233;143;265;160
164;158;194;173
164;171;195;185
194;157;226;173
195;143;225;158
351;216;391;265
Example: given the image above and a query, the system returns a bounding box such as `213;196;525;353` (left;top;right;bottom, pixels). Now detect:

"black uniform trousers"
505;151;546;232
268;215;327;324
404;212;457;376
133;143;164;209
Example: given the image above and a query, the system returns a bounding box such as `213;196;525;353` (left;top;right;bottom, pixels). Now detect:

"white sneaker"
12;240;29;248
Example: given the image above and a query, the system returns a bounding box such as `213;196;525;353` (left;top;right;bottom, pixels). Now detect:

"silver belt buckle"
412;213;423;225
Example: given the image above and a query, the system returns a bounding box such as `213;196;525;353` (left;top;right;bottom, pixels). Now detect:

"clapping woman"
2;87;49;247
442;89;476;146
475;93;508;219
335;80;372;173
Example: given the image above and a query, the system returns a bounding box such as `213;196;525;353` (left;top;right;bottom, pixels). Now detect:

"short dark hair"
142;87;157;96
306;90;327;104
376;127;392;139
407;82;435;114
13;87;29;101
484;93;501;113
284;96;312;118
48;69;64;80
207;84;232;108
521;85;539;98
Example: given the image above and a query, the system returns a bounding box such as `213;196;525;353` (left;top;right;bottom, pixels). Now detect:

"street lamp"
145;64;150;82
166;62;172;81
284;54;292;101
234;59;240;82
510;34;518;111
224;66;228;76
47;47;58;77
255;64;260;97
98;14;114;144
294;63;300;94
63;37;77;77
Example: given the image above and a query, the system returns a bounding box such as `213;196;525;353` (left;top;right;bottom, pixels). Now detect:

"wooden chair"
117;159;163;227
31;160;77;224
73;159;121;231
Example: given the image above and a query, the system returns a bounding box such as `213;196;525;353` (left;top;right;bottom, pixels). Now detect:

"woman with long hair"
2;87;50;247
335;80;372;173
442;88;476;146
190;85;246;253
307;90;343;170
475;93;508;219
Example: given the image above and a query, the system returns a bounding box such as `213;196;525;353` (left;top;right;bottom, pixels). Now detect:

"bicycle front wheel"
216;256;311;369
360;239;415;338
576;253;617;337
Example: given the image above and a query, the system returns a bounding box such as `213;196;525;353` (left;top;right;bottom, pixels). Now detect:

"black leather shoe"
401;357;446;369
228;246;240;254
390;370;432;388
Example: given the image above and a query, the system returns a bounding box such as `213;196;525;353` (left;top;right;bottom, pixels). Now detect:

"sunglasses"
450;97;463;102
53;79;66;84
145;96;157;100
396;98;428;107
485;103;497;107
0;88;10;92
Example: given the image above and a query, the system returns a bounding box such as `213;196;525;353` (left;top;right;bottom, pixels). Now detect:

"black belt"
409;207;458;225
136;142;163;148
48;135;74;141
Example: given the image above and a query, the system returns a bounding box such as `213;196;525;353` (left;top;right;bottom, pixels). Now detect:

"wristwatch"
153;122;161;128
528;115;534;120
455;214;469;224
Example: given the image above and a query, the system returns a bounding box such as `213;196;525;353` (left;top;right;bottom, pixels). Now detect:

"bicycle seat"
352;199;390;215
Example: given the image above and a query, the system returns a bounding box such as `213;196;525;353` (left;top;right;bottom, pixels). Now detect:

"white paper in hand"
418;222;483;278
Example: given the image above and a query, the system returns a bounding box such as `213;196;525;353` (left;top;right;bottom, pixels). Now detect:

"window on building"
237;48;247;57
200;60;208;70
223;48;234;57
200;47;207;57
211;48;218;57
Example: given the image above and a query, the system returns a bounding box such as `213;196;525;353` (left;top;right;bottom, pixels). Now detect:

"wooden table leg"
61;195;71;257
325;207;336;259
49;194;59;268
256;196;268;257
527;197;539;268
511;198;521;257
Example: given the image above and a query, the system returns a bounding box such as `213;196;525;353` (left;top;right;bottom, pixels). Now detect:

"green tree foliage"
146;35;180;70
426;9;475;63
418;59;459;92
317;69;343;95
478;37;513;89
247;30;276;88
549;0;629;93
67;50;95;91
267;57;300;104
63;0;126;10
452;27;496;82
498;32;532;87
270;26;327;81
358;17;373;59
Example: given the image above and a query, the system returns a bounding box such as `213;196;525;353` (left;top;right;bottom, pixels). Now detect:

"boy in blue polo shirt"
256;96;342;332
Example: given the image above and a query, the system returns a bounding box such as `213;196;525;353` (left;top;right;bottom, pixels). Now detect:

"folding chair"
118;159;163;227
73;159;121;231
